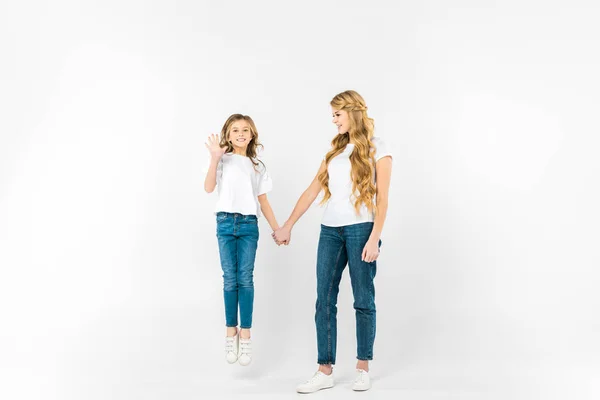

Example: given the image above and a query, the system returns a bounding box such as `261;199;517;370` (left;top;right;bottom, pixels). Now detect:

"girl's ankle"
226;327;238;337
239;328;251;339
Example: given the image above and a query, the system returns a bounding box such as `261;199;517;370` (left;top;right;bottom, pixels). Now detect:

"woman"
273;90;393;393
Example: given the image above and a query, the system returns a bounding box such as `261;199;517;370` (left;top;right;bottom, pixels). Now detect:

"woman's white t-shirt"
211;153;273;217
321;137;392;227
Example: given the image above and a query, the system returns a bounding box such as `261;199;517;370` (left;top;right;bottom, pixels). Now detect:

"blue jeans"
216;212;259;329
315;222;380;364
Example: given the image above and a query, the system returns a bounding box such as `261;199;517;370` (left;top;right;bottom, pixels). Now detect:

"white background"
1;1;599;399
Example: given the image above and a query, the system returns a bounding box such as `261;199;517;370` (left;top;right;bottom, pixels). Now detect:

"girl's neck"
232;149;247;156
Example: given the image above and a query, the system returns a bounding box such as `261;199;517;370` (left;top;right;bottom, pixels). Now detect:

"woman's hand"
361;238;380;263
272;225;292;246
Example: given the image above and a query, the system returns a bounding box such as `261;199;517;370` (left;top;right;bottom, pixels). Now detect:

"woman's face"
228;120;253;152
331;107;350;135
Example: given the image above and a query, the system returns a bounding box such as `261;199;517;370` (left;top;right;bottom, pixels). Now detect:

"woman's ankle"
356;360;369;372
318;364;333;375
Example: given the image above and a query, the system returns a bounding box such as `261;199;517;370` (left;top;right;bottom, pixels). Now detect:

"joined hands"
272;225;292;246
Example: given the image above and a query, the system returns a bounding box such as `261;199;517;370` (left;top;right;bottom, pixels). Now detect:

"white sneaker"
296;371;335;394
238;337;252;366
352;369;371;391
225;332;239;364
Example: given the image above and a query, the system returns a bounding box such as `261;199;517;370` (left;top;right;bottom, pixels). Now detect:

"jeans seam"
325;240;344;364
371;280;375;358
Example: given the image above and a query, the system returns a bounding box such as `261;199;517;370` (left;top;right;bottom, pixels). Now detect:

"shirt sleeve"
372;137;393;162
257;163;273;196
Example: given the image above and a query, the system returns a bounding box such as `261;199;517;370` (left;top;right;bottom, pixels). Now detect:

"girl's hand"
272;226;291;245
361;238;380;263
204;134;226;159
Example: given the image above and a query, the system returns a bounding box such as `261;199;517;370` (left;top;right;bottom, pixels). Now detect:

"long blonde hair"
218;114;264;169
318;90;377;214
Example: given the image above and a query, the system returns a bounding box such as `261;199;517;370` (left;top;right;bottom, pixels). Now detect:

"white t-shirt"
209;153;273;217
321;137;392;227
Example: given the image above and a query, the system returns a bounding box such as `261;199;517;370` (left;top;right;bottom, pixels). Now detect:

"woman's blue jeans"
315;222;379;364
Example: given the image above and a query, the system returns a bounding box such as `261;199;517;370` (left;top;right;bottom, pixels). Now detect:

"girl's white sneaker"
238;338;252;366
225;332;239;364
352;369;371;391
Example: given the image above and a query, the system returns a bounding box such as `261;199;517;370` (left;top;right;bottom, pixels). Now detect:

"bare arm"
258;193;280;231
272;160;326;244
283;160;326;228
204;157;220;193
370;156;392;241
362;156;392;262
204;134;225;193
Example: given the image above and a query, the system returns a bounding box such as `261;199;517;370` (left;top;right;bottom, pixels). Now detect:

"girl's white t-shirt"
321;137;392;227
211;153;272;217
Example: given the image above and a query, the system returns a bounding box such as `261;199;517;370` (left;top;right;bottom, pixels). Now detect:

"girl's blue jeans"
216;212;259;329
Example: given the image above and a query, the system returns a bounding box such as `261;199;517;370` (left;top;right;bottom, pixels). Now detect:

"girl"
273;91;393;392
204;113;280;366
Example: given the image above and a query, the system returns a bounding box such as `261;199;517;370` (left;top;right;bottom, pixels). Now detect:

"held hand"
204;134;226;159
270;229;282;246
361;238;380;263
272;234;285;246
272;225;292;246
271;230;282;245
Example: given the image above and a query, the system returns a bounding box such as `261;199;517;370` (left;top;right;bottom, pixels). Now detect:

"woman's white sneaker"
352;369;371;391
296;371;335;393
225;332;239;364
238;338;252;366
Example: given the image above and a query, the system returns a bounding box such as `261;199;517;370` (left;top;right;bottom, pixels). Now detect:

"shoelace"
355;370;367;384
305;372;322;384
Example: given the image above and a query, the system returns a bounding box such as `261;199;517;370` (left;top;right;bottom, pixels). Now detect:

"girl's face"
228;120;253;153
332;107;350;135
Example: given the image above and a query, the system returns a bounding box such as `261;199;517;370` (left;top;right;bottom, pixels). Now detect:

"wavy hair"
218;114;264;169
318;90;377;214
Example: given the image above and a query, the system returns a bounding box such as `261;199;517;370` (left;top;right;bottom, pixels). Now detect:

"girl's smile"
229;121;253;154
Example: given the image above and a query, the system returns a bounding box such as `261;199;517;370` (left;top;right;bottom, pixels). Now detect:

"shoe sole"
226;353;238;364
296;384;334;394
238;355;252;366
